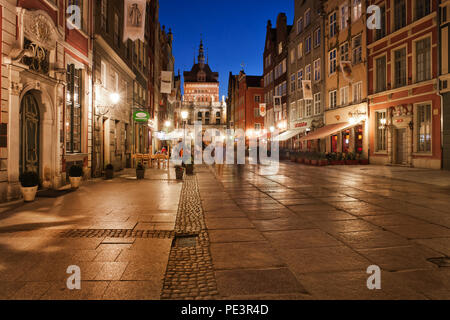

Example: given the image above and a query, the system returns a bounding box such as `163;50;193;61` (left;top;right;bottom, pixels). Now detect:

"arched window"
197;112;202;122
205;112;210;125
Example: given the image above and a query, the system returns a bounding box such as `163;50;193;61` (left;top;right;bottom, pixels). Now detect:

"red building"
236;71;265;136
367;0;441;169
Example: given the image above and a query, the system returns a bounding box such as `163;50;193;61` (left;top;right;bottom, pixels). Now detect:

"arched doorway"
19;92;40;175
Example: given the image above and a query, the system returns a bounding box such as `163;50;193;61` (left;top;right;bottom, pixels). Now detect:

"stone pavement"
202;162;450;300
0;167;181;300
0;162;449;300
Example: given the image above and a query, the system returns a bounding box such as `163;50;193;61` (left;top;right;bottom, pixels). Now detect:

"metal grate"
60;229;175;239
172;235;198;248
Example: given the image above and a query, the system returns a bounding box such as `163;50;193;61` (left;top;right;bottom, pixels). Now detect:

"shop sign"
295;122;308;128
133;110;150;122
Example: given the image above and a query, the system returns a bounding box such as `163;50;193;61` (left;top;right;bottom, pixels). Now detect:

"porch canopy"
299;122;352;141
273;128;305;142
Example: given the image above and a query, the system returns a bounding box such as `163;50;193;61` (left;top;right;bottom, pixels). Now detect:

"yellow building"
307;0;368;158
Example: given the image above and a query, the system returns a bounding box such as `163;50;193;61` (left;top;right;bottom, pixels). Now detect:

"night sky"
159;0;294;99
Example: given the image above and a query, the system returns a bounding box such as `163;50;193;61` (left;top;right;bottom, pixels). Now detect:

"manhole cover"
173;235;198;248
427;257;450;267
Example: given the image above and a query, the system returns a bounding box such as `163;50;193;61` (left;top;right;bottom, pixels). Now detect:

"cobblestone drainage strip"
173;234;199;248
60;229;174;239
427;257;450;267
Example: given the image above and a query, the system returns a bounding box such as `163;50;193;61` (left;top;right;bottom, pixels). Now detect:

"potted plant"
175;165;184;180
69;164;83;189
185;156;194;175
19;171;39;202
345;152;359;165
105;164;114;180
136;162;145;180
318;153;328;166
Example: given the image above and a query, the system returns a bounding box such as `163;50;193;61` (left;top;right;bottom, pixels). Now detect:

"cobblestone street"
0;163;450;300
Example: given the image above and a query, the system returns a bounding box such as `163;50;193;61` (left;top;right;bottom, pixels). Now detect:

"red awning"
299;122;352;141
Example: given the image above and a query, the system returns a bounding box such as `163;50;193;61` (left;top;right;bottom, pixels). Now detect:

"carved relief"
23;11;59;50
11;82;23;96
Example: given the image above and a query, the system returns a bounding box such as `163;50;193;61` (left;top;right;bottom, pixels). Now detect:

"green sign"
133;111;150;122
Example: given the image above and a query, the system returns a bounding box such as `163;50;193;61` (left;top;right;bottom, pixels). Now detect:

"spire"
198;38;205;66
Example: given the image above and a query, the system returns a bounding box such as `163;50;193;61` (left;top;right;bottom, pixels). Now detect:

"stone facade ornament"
22;10;62;50
10;82;23;96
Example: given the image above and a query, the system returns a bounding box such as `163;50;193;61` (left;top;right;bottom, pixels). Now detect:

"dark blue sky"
159;0;294;99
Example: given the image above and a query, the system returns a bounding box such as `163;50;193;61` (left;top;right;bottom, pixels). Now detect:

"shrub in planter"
69;164;83;189
19;171;39;202
175;165;184;180
318;153;328;166
105;164;114;180
136;163;145;180
345;152;359;165
332;152;345;165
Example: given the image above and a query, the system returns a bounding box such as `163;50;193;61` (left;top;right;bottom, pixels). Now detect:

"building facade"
226;72;238;130
368;0;441;169
182;41;226;132
263;14;292;142
1;0;94;201
317;0;369;158
440;0;450;169
235;71;265;136
285;0;326;150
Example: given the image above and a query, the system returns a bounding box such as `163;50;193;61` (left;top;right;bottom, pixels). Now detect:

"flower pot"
359;159;369;165
69;176;82;189
185;164;194;175
136;169;145;180
105;169;114;180
20;186;38;202
345;160;359;165
175;168;184;180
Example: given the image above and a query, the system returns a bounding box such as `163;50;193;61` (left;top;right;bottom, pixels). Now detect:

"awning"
158;130;184;140
299;122;352;141
273;128;305;142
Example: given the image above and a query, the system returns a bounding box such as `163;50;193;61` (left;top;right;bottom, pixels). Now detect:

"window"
394;48;407;87
340;42;349;62
416;104;432;152
416;37;431;82
254;95;261;103
66;64;82;154
305;100;312;117
415;0;431;21
100;0;107;31
290;49;295;63
205;112;210;125
329;12;337;38
101;61;107;86
297;99;304;118
353;0;362;21
305;64;311;80
290;74;296;93
278;42;283;54
314;28;321;47
114;13;120;47
314;59;321;81
290;102;297;121
376;111;387;151
340;4;349;30
297;69;303;89
305;9;311;27
305;36;312;54
340;86;349;106
329;49;337;74
353;81;362;103
394;0;407;31
314;93;321;115
352;34;362;64
443;6;448;23
197;112;202;122
297;18;303;34
375;5;386;40
376;56;387;92
297;42;303;59
329;90;337;109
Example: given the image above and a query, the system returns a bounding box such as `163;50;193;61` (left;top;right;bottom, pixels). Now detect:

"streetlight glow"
110;93;121;105
181;111;189;120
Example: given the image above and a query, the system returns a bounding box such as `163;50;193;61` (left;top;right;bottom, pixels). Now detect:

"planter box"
21;186;38;202
69;176;82;189
359;159;369;165
304;159;311;165
296;158;304;164
330;160;345;165
345;160;359;165
185;164;194;175
136;169;145;180
290;156;297;162
175;168;184;180
310;159;318;166
318;160;328;166
105;169;114;180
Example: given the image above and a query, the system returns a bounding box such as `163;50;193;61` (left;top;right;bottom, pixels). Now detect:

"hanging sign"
273;96;282;113
340;61;353;82
161;71;173;94
133;110;150;122
123;0;147;42
259;103;267;117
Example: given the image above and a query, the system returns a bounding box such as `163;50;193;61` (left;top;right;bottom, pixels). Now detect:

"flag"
123;0;147;42
302;80;313;100
340;61;353;82
259;103;267;117
161;71;173;94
